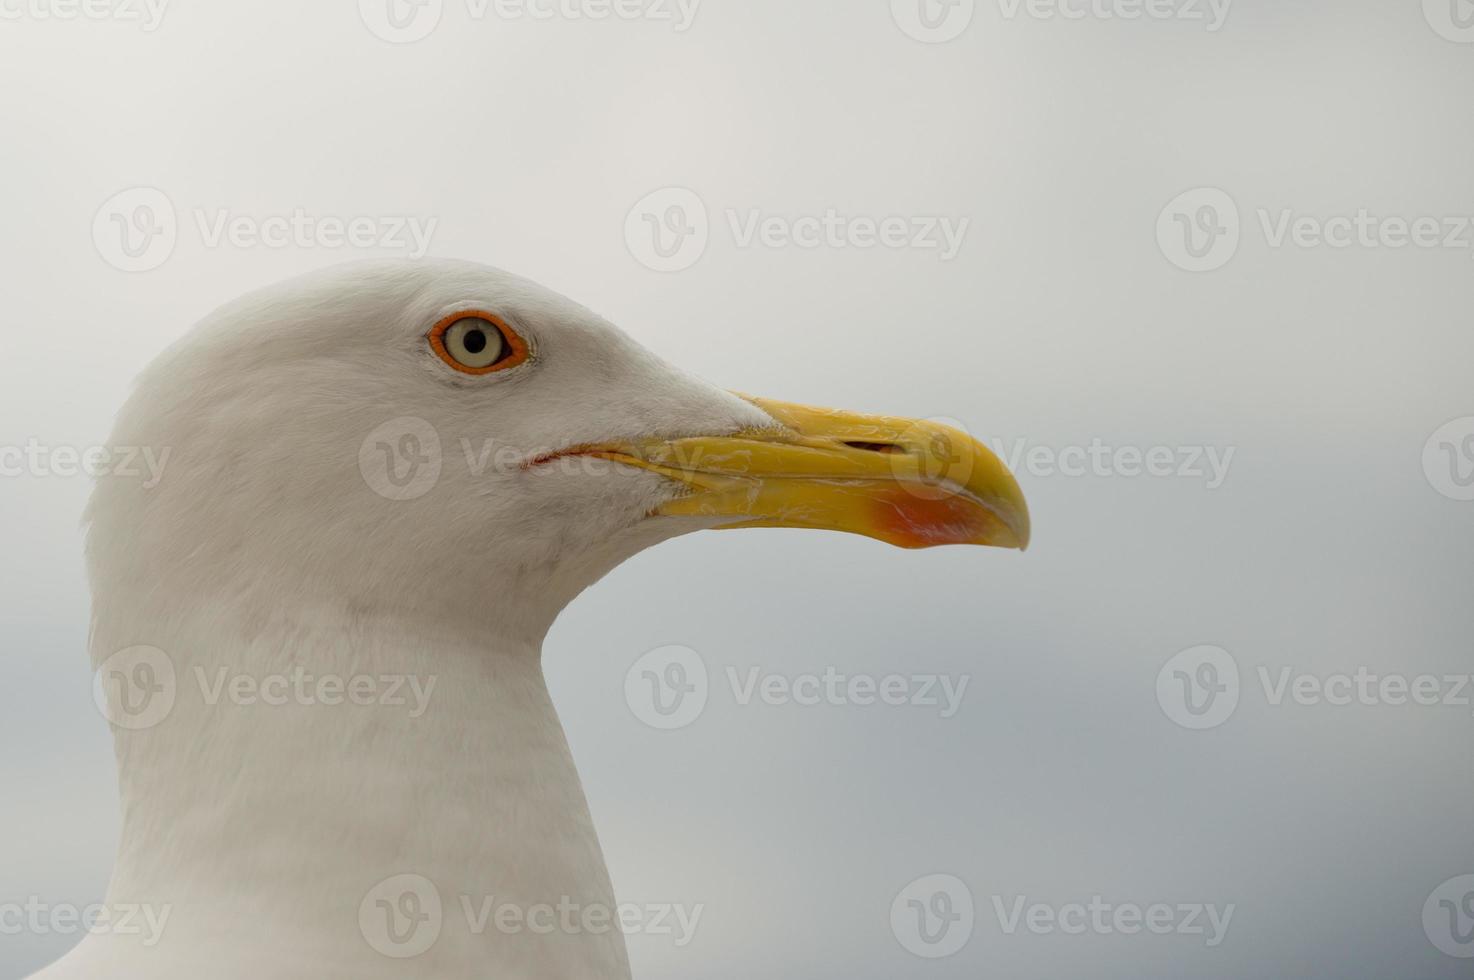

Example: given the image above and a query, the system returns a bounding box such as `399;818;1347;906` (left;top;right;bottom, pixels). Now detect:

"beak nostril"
842;441;904;455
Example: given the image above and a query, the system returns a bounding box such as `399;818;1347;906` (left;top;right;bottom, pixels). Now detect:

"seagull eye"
429;313;529;375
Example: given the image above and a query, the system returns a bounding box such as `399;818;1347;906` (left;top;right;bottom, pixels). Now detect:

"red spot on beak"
871;488;995;549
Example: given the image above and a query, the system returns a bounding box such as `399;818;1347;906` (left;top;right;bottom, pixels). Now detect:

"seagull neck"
99;599;631;978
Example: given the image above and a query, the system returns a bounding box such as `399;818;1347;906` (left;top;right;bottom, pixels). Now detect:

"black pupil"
462;328;489;355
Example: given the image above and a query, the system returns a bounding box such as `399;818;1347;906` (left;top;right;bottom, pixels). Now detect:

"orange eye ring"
428;311;530;375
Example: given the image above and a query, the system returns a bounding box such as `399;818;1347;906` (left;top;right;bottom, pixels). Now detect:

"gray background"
2;0;1472;976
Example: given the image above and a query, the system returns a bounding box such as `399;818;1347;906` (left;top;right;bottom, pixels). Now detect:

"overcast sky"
2;0;1472;976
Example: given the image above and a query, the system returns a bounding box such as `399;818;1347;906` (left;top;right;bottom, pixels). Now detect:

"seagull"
37;259;1029;980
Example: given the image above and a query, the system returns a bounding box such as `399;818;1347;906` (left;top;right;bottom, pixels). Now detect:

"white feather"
37;260;774;979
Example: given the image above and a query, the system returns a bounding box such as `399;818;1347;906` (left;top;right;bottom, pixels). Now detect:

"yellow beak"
587;395;1030;551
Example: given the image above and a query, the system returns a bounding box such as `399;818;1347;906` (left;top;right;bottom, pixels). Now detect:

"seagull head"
89;258;1028;636
71;258;1032;978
